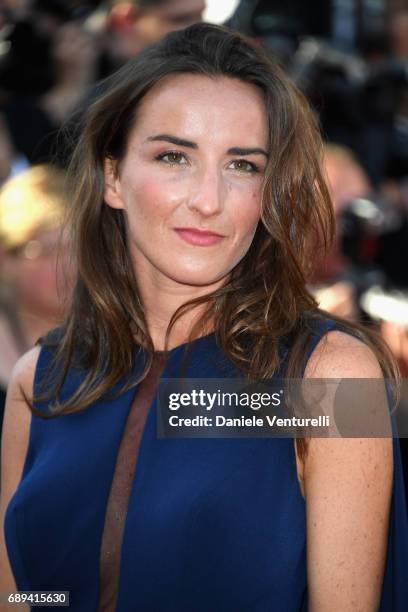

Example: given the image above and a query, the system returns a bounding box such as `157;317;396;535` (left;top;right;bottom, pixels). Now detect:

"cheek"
251;187;263;216
123;172;185;225
233;187;262;237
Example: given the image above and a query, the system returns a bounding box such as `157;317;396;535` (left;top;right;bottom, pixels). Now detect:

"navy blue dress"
4;318;408;611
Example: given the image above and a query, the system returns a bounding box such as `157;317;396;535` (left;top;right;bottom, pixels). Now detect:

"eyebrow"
228;146;269;158
145;134;269;158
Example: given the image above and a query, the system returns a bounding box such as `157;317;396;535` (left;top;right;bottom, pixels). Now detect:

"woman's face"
104;74;269;289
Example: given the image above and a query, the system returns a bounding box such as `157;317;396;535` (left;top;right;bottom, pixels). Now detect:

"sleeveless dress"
4;318;408;611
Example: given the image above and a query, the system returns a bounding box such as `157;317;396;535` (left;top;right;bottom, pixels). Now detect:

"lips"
174;227;225;246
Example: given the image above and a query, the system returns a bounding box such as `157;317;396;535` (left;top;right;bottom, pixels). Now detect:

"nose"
186;165;225;218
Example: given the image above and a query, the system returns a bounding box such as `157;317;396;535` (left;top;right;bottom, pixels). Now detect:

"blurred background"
0;0;407;498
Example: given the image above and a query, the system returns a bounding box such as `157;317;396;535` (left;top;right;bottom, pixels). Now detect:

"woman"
1;23;407;612
0;165;69;437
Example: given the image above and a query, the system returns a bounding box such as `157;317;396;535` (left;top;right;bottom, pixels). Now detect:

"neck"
135;269;223;351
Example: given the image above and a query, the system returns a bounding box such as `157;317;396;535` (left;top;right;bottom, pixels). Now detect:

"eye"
156;151;188;165
229;159;260;173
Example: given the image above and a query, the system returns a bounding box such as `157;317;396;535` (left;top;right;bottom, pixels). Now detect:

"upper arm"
303;331;393;611
0;346;40;599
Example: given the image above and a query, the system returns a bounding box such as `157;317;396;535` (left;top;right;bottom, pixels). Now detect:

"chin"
165;265;229;288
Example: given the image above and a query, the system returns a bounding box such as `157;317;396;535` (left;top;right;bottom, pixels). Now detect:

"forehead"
130;74;269;146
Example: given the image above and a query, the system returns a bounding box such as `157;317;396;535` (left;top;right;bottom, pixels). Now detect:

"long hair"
35;23;399;461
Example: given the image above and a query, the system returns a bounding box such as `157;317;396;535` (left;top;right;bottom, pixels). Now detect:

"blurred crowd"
0;0;407;490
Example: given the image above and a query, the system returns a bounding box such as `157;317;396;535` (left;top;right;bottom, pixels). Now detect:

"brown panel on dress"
98;352;168;611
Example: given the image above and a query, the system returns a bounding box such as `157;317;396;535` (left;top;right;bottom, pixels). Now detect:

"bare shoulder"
304;328;383;379
7;345;42;398
0;347;41;603
294;329;389;494
2;345;42;435
1;346;42;502
302;328;390;470
300;330;393;609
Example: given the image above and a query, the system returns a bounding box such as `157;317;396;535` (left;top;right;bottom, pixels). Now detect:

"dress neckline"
151;330;216;356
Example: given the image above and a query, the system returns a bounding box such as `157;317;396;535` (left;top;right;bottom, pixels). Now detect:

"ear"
103;158;124;210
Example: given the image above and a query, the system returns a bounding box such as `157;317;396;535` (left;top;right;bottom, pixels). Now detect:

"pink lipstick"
174;228;224;246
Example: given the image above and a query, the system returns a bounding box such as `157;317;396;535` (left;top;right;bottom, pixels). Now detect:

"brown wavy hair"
35;23;399;460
